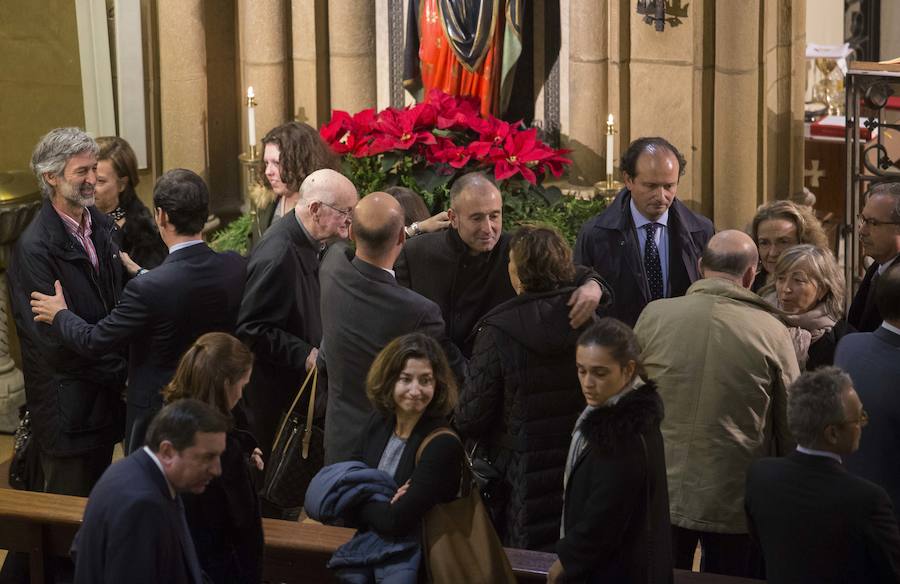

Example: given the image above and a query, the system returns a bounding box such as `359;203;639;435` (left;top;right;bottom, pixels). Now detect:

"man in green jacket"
634;230;800;578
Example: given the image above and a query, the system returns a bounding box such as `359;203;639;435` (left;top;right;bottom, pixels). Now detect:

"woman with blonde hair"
164;332;264;584
768;244;853;370
750;200;828;294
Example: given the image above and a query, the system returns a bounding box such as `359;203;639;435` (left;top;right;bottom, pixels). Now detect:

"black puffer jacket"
455;287;588;551
7;200;127;456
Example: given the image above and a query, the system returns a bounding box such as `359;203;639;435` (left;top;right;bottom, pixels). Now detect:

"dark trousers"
40;444;115;497
672;525;763;578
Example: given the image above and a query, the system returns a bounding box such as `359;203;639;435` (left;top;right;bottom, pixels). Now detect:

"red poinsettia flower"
369;105;437;154
541;148;573;178
320;110;356;155
469;118;515;161
426;89;480;130
490;127;557;184
427;137;473;169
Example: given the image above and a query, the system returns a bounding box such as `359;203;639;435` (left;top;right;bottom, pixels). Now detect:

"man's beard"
57;178;95;209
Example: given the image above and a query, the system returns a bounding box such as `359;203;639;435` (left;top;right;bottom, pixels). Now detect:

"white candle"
606;113;614;178
247;86;257;149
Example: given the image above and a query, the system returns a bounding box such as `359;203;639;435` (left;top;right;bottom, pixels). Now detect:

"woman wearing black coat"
549;318;673;584
456;225;589;551
352;333;463;539
95;137;168;268
164;333;264;584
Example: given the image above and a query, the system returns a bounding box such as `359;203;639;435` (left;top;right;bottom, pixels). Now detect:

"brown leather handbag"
415;428;517;584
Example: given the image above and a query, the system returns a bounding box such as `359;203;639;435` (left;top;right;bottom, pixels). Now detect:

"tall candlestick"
606;114;615;180
247;86;257;156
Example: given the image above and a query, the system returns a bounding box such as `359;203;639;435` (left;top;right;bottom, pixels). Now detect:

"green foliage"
505;189;608;245
209;213;251;255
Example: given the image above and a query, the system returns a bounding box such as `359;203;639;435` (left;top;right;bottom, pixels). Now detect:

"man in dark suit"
320;192;463;464
394;172;608;357
73;399;229;584
30;169;246;452
745;367;900;584
236;168;359;462
8;127;126;498
574;137;714;326
848;181;900;332
837;264;900;519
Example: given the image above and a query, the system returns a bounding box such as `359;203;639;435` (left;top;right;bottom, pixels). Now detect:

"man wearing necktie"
575;137;715;326
72;399;228;584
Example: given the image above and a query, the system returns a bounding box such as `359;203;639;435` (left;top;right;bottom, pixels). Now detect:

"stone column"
713;0;761;229
158;0;209;177
328;0;376;113
239;0;290;148
292;0;327;125
567;0;607;185
0;271;25;431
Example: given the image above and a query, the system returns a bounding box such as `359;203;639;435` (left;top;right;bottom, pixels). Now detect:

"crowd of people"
4;123;900;584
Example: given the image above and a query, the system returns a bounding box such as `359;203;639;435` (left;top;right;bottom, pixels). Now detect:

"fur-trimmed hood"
579;381;664;454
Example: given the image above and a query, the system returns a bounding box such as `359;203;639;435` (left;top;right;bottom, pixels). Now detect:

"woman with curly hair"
749;200;828;295
95;136;167;267
250;121;340;249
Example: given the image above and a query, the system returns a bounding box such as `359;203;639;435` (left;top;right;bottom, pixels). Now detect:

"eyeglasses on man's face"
857;213;900;228
835;409;869;428
321;201;353;218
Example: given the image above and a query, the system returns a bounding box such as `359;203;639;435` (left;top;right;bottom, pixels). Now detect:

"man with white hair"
8;127;127;496
236;169;359;475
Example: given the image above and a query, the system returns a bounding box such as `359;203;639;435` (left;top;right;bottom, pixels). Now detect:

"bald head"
351;192;405;263
296;168;358;242
299;168;356;204
701;230;759;287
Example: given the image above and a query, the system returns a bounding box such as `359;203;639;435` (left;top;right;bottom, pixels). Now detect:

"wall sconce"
636;0;688;32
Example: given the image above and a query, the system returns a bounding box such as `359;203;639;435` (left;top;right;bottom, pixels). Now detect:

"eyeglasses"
836;409;869;428
857;213;900;228
320;201;353;219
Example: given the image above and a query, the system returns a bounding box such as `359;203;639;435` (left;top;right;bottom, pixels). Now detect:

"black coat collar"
579;382;664;454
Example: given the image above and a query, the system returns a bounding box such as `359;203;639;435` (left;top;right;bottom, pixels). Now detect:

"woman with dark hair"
95;136;167;268
455;224;590;551
383;185;450;237
250;121;340;248
749;200;828;294
548;318;672;584
164;332;264;584
350;332;463;540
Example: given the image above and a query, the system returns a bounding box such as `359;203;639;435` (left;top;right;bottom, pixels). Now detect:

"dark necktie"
644;223;664;301
175;495;204;584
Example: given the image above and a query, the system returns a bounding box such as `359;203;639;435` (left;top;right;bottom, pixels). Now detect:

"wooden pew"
0;488;763;583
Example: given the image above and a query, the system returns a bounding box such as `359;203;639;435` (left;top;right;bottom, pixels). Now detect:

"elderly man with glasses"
745;367;900;584
849;181;900;332
236;168;359;518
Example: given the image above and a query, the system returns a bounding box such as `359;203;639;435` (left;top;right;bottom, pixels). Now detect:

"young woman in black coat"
456;225;589;551
351;333;464;539
549;318;673;584
164;333;264;584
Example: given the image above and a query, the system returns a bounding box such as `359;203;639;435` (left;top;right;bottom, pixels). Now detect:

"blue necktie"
644;223;664;301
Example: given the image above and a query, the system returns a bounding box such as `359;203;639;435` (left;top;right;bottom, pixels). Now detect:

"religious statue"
404;0;523;117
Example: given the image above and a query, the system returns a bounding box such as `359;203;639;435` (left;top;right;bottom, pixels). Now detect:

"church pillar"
158;0;209;177
239;0;290;150
567;0;608;184
328;0;377;113
292;0;329;126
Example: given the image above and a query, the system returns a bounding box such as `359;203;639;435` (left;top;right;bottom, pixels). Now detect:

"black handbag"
9;408;43;491
261;366;324;509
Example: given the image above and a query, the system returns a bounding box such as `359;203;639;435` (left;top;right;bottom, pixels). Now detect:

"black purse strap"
271;366;318;455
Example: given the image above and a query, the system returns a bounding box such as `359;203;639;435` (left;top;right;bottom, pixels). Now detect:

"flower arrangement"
319;90;579;223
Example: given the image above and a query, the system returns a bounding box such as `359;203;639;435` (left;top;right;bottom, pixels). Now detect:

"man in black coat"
837;265;900;520
30;169;246;453
848;181;900;332
7;127;126;497
574;137;714;326
320;192;463;464
745;367;900;584
394;171;608;357
236;169;359;461
72;399;229;584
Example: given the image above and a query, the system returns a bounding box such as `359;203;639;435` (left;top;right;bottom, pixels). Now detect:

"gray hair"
449;171;498;206
867;181;900;222
30;127;99;198
773;244;845;320
788;367;852;447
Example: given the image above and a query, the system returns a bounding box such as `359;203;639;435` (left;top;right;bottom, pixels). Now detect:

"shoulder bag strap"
301;367;319;459
270;366;316;451
415;428;459;464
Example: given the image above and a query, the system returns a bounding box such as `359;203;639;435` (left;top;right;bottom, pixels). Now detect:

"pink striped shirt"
54;206;99;272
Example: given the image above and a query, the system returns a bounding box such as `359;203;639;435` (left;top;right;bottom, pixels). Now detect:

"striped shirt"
54;206;99;272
